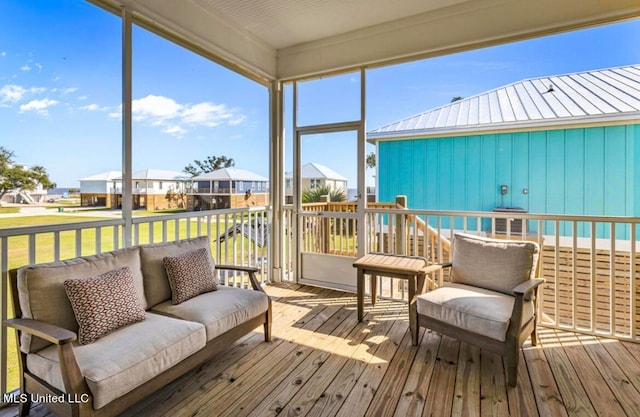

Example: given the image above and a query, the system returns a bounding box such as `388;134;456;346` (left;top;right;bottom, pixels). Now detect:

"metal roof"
131;169;188;180
192;168;268;182
368;64;640;140
285;162;347;181
79;171;122;181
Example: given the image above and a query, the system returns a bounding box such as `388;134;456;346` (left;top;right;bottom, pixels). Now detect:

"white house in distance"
285;162;348;203
187;167;269;210
79;171;121;207
0;162;49;204
79;169;188;209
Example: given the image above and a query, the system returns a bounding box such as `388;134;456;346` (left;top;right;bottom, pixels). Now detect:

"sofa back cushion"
450;233;539;295
17;246;144;353
140;236;216;308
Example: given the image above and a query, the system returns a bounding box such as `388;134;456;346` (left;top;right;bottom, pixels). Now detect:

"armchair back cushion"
16;247;144;353
450;233;539;295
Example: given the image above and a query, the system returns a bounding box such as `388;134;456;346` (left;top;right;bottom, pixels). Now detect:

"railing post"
395;195;407;255
320;195;331;254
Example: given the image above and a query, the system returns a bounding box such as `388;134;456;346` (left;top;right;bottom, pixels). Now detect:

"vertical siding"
377;123;639;238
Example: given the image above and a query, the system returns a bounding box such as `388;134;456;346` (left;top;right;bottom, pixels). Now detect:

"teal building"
368;65;640;238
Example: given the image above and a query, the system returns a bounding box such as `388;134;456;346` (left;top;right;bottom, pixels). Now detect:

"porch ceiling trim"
277;0;640;81
89;0;640;83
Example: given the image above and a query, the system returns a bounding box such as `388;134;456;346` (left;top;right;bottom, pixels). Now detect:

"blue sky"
1;0;639;188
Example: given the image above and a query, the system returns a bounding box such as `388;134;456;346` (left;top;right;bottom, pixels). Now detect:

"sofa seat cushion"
26;312;206;410
416;283;534;342
152;286;268;341
17;247;145;354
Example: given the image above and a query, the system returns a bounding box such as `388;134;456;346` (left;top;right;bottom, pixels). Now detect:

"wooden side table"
353;253;439;345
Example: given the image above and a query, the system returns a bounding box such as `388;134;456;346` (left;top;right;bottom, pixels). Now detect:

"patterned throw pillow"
163;248;217;304
64;266;146;345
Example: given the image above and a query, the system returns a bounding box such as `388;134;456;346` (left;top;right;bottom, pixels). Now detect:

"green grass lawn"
0;207;20;214
2;213;268;392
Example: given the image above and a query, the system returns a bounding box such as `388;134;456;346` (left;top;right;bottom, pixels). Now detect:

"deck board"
2;283;640;417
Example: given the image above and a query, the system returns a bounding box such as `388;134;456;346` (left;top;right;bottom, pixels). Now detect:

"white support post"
269;80;284;282
121;7;133;247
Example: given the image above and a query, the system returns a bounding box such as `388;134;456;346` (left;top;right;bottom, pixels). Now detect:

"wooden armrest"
5;318;90;397
512;278;545;296
3;318;77;345
216;264;264;292
216;264;260;273
421;262;451;274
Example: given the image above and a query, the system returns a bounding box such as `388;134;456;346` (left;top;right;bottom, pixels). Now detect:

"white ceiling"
196;0;473;49
92;0;640;83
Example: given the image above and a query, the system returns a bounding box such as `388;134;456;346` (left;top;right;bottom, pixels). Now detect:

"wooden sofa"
3;236;272;417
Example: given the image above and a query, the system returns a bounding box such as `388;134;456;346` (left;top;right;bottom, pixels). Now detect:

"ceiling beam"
277;0;640;81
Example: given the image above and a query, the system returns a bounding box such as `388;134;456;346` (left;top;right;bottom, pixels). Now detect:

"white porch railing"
0;206;269;395
284;204;640;344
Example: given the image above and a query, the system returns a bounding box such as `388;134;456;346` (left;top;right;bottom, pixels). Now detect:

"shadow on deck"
3;283;640;417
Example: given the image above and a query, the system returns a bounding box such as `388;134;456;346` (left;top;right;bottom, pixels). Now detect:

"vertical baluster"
96;227;102;255
572;220;578;331
591;222;597;332
75;229;82;258
631;222;637;340
148;220;154;244
610;222;616;336
554;220;560;327
162;220;167;243
54;231;61;261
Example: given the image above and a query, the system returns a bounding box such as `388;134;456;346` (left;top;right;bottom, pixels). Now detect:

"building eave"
367;113;640;143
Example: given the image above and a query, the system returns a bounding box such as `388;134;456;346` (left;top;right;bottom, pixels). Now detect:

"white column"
269;80;284;282
121;7;133;247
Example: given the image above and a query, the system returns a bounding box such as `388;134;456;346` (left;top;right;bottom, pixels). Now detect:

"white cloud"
78;95;88;101
0;84;26;103
132;95;182;121
164;125;187;137
0;85;47;105
1;52;6;57
62;87;78;94
109;94;247;137
20;64;31;72
80;103;108;111
34;62;42;71
19;98;59;116
181;102;235;127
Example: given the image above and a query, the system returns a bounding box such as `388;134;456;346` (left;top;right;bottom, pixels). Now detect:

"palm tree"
302;185;346;203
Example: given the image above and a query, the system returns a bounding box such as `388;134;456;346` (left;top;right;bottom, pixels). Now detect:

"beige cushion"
17;247;144;353
26;313;206;409
152;286;268;341
64;267;146;345
450;233;539;295
140;236;216;308
417;283;534;342
164;248;218;304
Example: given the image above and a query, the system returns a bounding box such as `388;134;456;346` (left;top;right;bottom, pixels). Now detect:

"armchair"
413;233;544;386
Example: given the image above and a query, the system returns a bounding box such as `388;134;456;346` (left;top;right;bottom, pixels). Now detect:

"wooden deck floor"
3;283;640;417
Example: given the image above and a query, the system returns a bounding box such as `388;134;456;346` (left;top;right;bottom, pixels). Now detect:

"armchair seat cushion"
26;313;206;409
416;283;534;342
151;286;269;342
